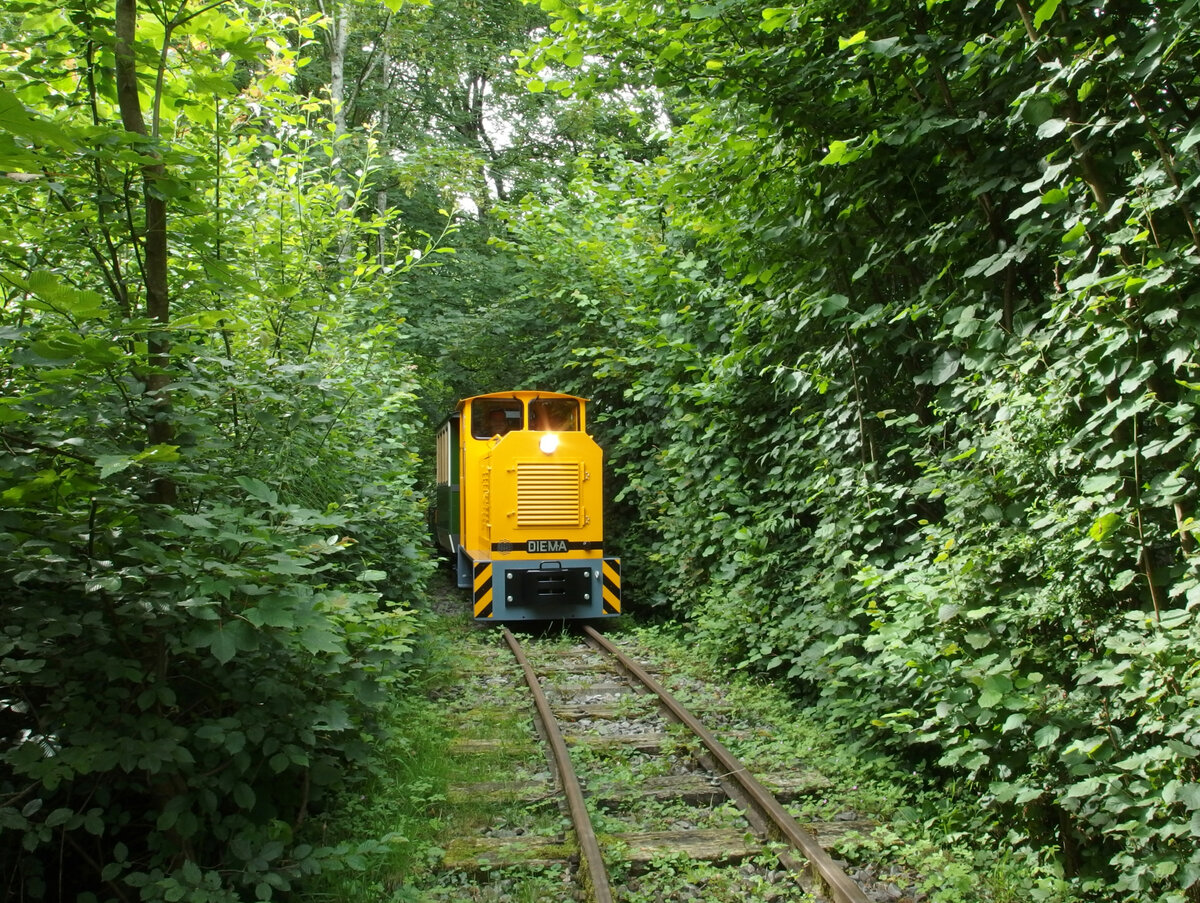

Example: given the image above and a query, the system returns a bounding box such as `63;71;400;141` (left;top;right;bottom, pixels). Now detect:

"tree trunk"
329;1;350;140
115;0;175;503
377;45;391;268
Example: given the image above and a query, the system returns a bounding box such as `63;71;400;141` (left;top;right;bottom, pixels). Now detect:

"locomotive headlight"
539;433;559;455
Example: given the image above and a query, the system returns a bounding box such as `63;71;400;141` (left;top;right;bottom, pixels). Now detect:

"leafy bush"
0;9;436;895
0;442;422;899
496;1;1200;897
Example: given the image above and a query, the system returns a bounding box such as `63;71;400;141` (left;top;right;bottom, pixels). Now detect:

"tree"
1;2;431;898
501;0;1200;898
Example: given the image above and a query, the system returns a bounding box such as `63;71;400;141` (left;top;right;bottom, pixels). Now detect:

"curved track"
499;627;872;903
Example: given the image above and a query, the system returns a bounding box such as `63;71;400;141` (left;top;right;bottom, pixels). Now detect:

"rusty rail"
502;629;613;903
583;626;872;903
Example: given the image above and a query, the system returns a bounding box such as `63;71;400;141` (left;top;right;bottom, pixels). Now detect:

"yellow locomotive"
433;390;621;621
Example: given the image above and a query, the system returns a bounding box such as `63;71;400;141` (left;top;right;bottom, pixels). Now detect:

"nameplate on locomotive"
527;539;568;554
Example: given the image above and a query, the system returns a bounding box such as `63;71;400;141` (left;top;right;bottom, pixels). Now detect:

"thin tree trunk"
377;45;391;268
329;1;350;140
324;0;354;262
115;0;176;503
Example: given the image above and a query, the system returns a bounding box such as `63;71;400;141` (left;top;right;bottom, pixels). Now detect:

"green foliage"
297;691;454;901
496;0;1200;899
0;480;418;899
630;623;1052;903
1;0;436;898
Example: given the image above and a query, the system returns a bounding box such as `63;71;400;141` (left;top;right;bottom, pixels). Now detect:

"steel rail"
502;629;613;903
583;626;872;903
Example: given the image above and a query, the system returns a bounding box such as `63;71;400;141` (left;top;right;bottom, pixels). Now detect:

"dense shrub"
498;1;1200;898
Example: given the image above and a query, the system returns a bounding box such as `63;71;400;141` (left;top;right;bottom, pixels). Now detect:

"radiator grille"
516;462;583;527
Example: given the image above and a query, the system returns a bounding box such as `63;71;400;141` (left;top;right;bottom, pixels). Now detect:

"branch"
0;431;96;465
346;12;392;122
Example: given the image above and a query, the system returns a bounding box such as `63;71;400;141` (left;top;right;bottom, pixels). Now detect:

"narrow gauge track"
495;627;874;903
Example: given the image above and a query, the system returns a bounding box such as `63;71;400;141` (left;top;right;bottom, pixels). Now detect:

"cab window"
528;399;579;432
472;402;522;439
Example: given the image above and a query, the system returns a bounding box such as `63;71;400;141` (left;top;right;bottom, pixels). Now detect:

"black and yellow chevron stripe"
473;562;494;618
602;559;621;615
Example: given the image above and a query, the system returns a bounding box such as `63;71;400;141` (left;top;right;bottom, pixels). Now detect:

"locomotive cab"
433;391;621;621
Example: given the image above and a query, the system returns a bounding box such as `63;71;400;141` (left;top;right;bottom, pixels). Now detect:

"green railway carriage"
433;390;621;621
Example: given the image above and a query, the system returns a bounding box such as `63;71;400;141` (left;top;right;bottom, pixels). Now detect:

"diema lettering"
527;539;568;553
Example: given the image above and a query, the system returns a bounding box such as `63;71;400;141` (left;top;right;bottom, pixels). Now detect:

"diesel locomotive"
433;390;621;621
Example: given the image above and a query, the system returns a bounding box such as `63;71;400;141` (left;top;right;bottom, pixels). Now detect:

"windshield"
472;401;523;438
528;398;579;432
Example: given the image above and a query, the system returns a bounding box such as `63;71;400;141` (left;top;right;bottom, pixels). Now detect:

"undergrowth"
298;608;558;901
629;622;1072;903
295;615;458;900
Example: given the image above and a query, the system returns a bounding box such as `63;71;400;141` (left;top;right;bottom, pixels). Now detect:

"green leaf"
1081;474;1120;493
82;808;104;836
1021;96;1055;126
1032;0;1063;29
233;783;256;810
139;444;179;464
866;37;901;57
24;271;106;320
1089;512;1122;542
1002;713;1027;733
236;476;278;505
1062;221;1087;243
45;808;74;828
965;631;992;650
660;40;685;62
1110;569;1138;591
97;455;134;479
838;30;867;50
979;674;1013;709
0;86;79;153
1180;121;1200;154
298;624;343;655
930;352;960;386
312;701;352;731
1179;783;1200;811
1035;725;1061;748
176;513;214;530
244;597;297;629
1036;118;1068;138
820;141;848;165
760;8;789;33
211;628;237;665
1065;776;1102;799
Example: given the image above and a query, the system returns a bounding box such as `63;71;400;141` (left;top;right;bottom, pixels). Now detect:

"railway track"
441;627;880;903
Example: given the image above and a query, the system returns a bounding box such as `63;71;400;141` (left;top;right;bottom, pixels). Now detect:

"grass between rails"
299;606;1069;903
